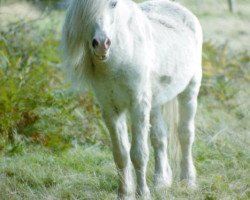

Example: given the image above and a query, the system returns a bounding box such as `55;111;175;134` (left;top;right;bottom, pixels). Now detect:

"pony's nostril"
105;38;111;49
92;38;99;48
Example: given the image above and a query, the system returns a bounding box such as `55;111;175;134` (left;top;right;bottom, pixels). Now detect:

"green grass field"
0;0;249;199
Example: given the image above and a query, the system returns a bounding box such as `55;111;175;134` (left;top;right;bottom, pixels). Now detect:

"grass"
0;1;250;199
0;145;117;200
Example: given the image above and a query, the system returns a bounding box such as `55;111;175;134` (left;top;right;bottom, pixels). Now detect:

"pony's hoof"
180;178;197;190
154;177;172;190
136;187;151;200
187;180;197;190
117;193;135;200
180;169;197;189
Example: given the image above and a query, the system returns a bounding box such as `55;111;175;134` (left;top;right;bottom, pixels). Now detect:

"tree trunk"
228;0;236;13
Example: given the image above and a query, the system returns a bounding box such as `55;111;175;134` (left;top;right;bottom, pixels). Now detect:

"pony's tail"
163;98;181;180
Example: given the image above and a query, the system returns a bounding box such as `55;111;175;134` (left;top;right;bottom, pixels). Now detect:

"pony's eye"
110;1;118;8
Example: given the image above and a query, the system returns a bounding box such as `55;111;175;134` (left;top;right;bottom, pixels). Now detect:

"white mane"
62;0;109;84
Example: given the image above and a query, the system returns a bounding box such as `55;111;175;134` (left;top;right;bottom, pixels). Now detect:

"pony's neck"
114;0;152;53
121;0;149;33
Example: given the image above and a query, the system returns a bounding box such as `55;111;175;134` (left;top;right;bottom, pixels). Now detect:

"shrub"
201;41;250;107
0;19;104;153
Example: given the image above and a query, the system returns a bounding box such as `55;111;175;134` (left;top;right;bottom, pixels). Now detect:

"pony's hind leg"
177;77;201;188
150;106;172;188
102;110;134;199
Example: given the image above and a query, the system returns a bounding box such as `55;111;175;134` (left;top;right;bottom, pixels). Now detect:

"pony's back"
140;0;202;45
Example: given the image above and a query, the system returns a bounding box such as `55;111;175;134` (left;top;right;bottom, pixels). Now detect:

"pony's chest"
93;72;133;111
110;83;131;109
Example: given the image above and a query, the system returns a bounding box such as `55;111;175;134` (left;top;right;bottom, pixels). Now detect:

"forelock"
68;0;109;36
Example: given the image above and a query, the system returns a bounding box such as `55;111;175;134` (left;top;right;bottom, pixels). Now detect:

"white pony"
62;0;202;199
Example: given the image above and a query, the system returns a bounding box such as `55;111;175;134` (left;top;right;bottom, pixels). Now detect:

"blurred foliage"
201;41;250;108
0;0;66;10
0;0;62;4
0;20;105;154
0;17;249;154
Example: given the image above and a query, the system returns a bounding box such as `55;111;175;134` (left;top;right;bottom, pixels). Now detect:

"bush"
201;41;250;107
0;19;104;154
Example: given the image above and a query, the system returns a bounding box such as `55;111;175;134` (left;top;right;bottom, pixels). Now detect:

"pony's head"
90;0;119;61
63;0;121;66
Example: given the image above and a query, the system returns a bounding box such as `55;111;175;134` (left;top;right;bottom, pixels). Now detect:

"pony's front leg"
102;111;134;199
130;96;151;199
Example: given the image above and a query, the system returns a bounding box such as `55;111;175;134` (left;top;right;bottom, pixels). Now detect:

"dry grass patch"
0;1;41;26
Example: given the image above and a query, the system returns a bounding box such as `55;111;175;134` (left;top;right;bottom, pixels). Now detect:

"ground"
179;0;250;51
0;0;249;199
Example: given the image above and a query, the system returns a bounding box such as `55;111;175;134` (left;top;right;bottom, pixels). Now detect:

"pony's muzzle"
92;37;111;53
91;36;111;61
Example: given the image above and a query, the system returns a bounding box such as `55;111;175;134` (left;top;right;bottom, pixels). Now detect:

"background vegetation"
0;0;249;199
